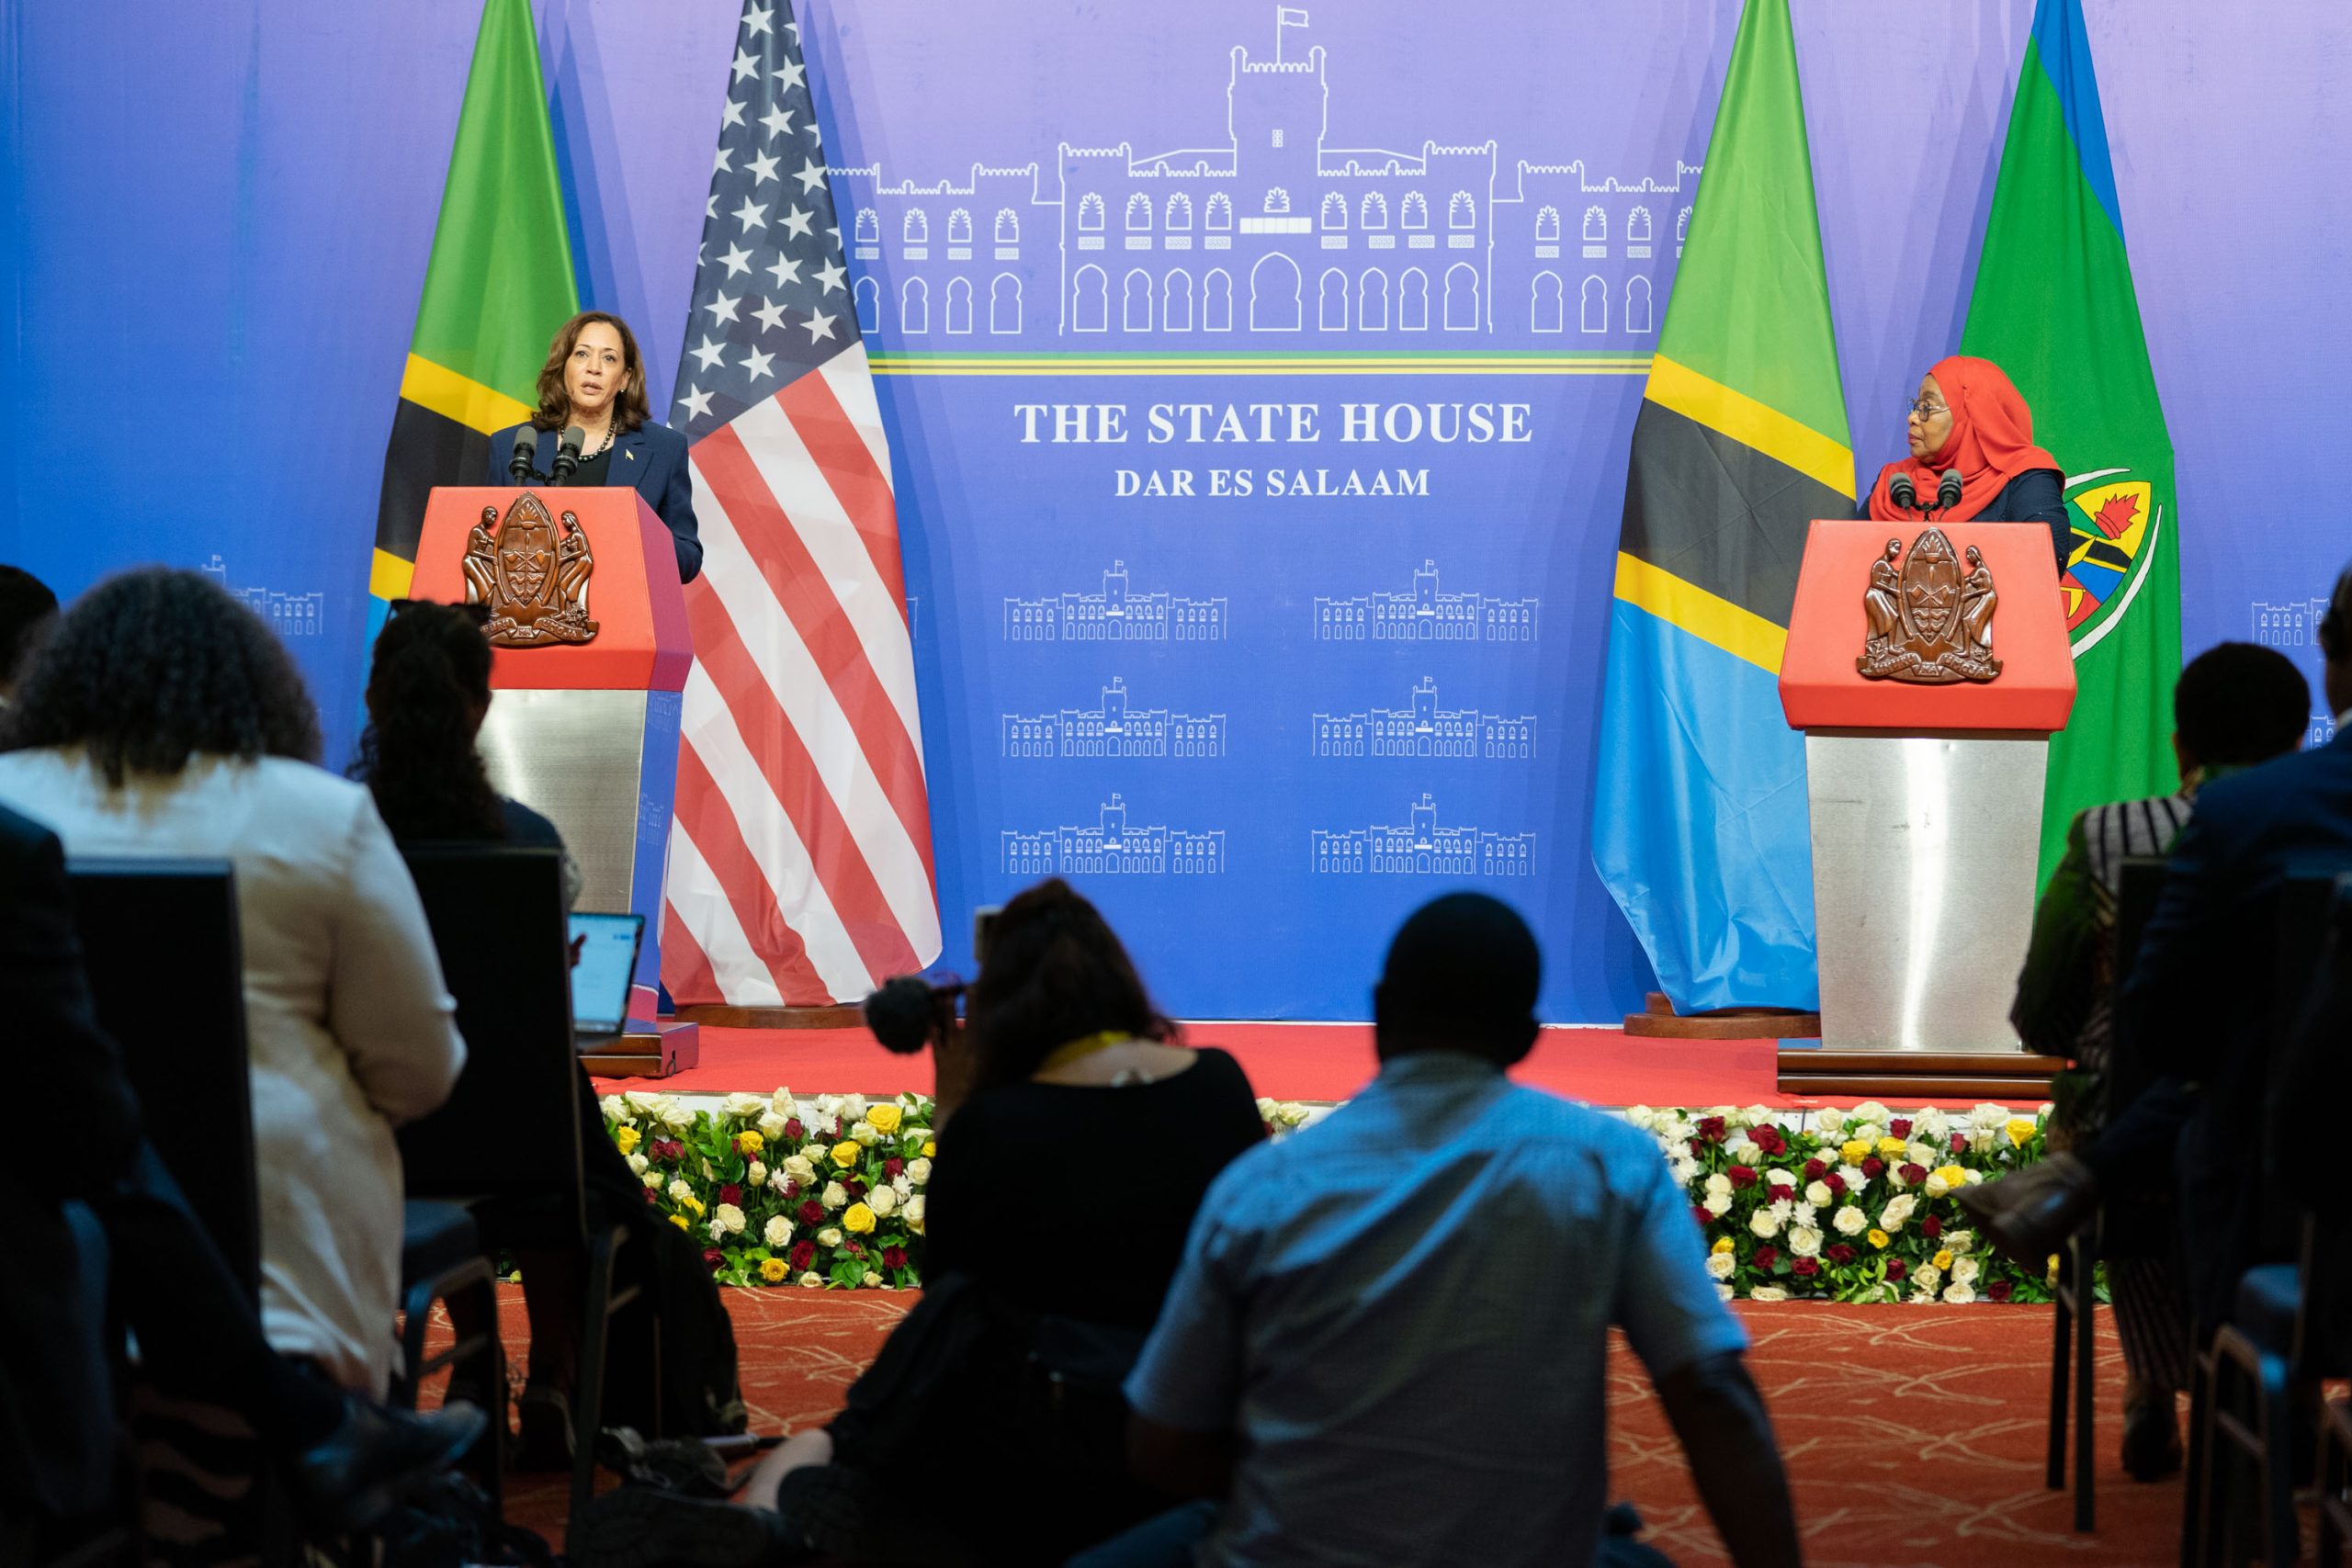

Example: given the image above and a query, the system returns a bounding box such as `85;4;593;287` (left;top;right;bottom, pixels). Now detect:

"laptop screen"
569;911;645;1035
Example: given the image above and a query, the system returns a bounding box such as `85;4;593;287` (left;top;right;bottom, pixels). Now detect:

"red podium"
1779;520;2076;1056
412;488;691;1049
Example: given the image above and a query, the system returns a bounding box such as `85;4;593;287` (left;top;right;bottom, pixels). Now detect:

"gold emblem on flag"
463;492;598;647
1857;527;2000;685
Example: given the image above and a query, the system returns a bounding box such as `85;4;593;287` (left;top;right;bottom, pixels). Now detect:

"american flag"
662;0;940;1006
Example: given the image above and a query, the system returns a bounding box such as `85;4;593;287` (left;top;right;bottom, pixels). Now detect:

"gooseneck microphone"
1936;468;1964;514
548;425;586;486
1888;472;1917;513
507;424;540;483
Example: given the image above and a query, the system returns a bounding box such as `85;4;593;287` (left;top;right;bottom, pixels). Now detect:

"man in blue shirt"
1100;894;1801;1568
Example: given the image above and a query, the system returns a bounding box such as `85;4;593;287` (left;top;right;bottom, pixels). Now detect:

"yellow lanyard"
1037;1030;1131;1074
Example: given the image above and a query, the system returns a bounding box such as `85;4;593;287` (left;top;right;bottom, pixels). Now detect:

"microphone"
1936;468;1963;514
548;425;585;486
507;425;539;483
1888;472;1917;513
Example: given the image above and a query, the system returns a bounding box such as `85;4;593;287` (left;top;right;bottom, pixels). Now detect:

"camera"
863;906;1003;1055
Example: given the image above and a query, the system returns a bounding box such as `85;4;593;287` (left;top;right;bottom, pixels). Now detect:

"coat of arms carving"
1856;527;2000;684
462;492;598;648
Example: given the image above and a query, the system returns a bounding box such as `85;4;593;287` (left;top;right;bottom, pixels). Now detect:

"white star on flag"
742;4;773;35
747;149;780;186
802;310;836;342
814;259;846;295
781;205;814;239
794;157;828;194
702;290;741;324
741;345;776;381
765;253;802;288
678;385;714;420
752;297;790;333
718;243;753;277
732;196;768;231
722;97;746;128
761;103;795;140
690;334;729;371
730;47;760;83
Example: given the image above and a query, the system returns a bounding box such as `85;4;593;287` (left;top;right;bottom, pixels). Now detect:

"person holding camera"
578;878;1267;1568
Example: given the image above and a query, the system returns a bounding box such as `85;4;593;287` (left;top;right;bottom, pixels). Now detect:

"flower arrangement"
1629;1100;2052;1304
604;1089;934;1291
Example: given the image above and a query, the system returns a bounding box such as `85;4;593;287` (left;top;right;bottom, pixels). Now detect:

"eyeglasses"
1903;399;1951;422
388;598;492;626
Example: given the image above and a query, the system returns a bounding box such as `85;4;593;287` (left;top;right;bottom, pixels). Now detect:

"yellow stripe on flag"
370;548;416;603
399;354;534;436
1645;354;1855;502
1613;552;1787;675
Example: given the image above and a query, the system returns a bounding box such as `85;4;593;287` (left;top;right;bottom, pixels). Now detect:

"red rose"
1861;1156;1885;1179
1792;1258;1820;1278
847;1241;865;1258
789;1240;815;1270
785;1118;805;1141
1921;1215;1943;1239
1690;1205;1713;1228
1726;1166;1758;1190
641;1185;656;1203
1950;1133;1968;1155
1824;1173;1848;1196
1752;1247;1780;1271
1766;1184;1795;1207
883;1247;908;1269
781;1180;799;1201
719;1184;742;1207
1826;1244;1856;1265
1987;1280;2014;1303
1802;1158;1826;1181
1688;1138;1707;1159
1899;1163;1927;1186
1889;1118;1912;1139
1752;1127;1783;1156
884;1157;905;1179
1697;1116;1727;1144
845;1178;868;1199
798;1200;825;1225
703;1248;726;1270
1885;1259;1908;1281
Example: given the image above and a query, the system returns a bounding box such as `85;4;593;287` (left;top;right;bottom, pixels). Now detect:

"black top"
570;445;614;489
1866;467;2070;570
922;1046;1265;1328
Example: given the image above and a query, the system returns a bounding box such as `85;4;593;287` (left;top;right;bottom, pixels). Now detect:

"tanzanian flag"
1962;0;2182;883
368;0;576;634
1591;0;1851;1013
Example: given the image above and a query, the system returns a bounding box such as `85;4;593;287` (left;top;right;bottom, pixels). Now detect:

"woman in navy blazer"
486;311;703;583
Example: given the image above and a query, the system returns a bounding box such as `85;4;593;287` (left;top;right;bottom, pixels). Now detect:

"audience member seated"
0;564;57;705
0;566;467;1398
2007;639;2310;1479
1965;560;2352;1340
0;802;483;1554
1080;893;1802;1568
576;877;1268;1568
348;597;742;1465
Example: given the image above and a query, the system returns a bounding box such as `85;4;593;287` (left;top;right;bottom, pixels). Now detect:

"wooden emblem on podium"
1856;526;2000;685
462;491;598;648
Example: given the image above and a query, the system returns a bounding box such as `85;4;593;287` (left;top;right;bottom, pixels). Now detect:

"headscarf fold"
1867;355;2060;522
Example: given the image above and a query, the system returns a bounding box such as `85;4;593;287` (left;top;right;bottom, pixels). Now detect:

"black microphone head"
560;425;585;457
1938;468;1964;509
514;424;539;457
1888;472;1916;511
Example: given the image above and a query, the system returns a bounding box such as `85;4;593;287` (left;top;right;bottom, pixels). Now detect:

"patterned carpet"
457;1289;2242;1565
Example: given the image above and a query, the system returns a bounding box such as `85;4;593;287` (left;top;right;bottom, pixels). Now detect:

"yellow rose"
670;1214;690;1231
831;1140;861;1168
1711;1236;1735;1255
1840;1139;1872;1167
922;1140;936;1157
866;1104;903;1134
1932;1164;1969;1191
842;1201;876;1235
2006;1117;2038;1148
684;1194;706;1216
737;1129;764;1155
613;1125;640;1155
1868;1228;1890;1250
1876;1137;1907;1158
1933;1248;1955;1271
759;1257;789;1283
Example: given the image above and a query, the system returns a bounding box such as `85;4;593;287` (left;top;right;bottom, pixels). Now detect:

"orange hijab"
1866;355;2060;522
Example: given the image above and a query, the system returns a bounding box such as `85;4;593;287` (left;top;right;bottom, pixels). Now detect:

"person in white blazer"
0;568;466;1398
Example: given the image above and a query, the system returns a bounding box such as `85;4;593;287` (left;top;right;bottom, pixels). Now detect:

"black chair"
390;1199;503;1511
2044;853;2172;1532
2319;1394;2352;1566
394;845;653;1535
2185;873;2348;1566
66;859;293;1564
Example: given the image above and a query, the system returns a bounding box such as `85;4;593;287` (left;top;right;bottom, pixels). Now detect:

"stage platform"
588;1022;2043;1111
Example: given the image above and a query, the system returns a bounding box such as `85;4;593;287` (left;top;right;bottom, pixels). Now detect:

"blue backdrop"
5;0;2345;1021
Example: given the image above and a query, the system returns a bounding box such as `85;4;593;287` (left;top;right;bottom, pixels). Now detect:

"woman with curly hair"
485;310;702;582
0;567;465;1398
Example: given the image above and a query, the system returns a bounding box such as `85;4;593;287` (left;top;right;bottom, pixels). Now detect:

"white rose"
817;1226;843;1248
1971;1102;2010;1131
837;1094;869;1124
602;1095;634;1126
1716;1282;1736;1303
822;1181;849;1210
850;1122;881;1146
1804;1180;1832;1207
706;1220;726;1242
783;1155;819;1187
1833;1205;1868;1236
1850;1122;1884;1147
1924;1173;1952;1199
1942;1281;1977;1304
667;1179;694;1202
1703;1192;1734;1218
622;1089;663;1118
1885;1165;1912;1191
1731;1140;1765;1168
1879;1193;1917;1232
1913;1265;1941;1294
1969;1130;1996;1156
1789;1225;1823;1258
1705;1252;1736;1280
627;1153;650;1176
763;1214;792;1248
640;1168;662;1189
1750;1285;1790;1303
1763;1169;1798;1194
1748;1207;1783;1239
1838;1164;1868;1190
801;1144;831;1165
1946;1230;1977;1255
1906;1142;1937;1168
757;1110;790;1143
861;1269;883;1288
771;1087;799;1116
748;1160;768;1187
1853;1101;1892;1126
799;1271;825;1288
817;1094;844;1120
1914;1108;1950;1141
867;1185;898;1217
715;1203;747;1235
904;1196;926;1233
1705;1173;1734;1198
1951;1257;1980;1286
662;1104;698;1133
722;1091;767;1119
1963;1169;1984;1184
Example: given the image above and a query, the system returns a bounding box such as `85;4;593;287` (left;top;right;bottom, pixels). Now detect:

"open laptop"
569;911;646;1048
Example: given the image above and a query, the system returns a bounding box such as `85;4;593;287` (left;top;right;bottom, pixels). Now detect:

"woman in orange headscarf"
1867;355;2069;569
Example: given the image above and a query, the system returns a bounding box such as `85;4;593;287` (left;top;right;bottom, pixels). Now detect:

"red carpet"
600;1022;1790;1106
442;1288;2257;1565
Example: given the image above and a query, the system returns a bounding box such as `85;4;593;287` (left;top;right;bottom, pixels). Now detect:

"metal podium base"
1804;730;2048;1054
477;687;682;993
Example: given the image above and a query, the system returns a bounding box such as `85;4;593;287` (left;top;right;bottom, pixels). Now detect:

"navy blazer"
487;420;703;583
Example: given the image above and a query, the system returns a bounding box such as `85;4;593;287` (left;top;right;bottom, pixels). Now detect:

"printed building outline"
1002;793;1227;874
199;554;324;639
1312;675;1534;759
1003;559;1229;641
1313;559;1538;642
1004;676;1228;758
1310;792;1535;876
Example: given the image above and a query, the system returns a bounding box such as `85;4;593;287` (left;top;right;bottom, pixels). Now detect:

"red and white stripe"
662;341;941;1005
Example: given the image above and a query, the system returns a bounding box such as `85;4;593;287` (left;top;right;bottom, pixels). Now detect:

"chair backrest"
2111;856;2169;988
394;845;586;1235
64;859;259;1298
2283;877;2352;1371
